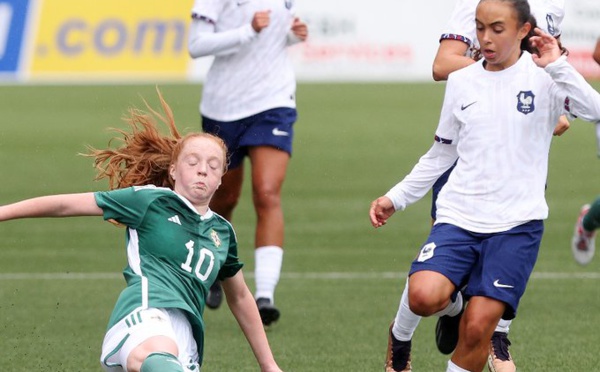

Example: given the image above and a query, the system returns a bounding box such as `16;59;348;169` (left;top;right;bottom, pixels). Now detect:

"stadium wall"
1;0;598;83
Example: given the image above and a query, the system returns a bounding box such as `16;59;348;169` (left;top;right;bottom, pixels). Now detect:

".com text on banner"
30;0;193;81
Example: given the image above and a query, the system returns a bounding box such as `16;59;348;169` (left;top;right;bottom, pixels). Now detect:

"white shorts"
100;307;200;372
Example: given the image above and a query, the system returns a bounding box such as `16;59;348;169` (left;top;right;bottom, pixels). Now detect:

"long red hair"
86;89;227;190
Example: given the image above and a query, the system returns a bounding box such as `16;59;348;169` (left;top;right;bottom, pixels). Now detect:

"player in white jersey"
383;1;569;371
0;93;284;372
371;0;600;371
188;0;308;325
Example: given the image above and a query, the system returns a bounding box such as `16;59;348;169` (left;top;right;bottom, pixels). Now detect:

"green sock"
140;352;184;372
583;197;600;232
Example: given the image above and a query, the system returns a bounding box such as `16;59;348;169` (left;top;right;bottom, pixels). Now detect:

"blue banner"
0;0;30;73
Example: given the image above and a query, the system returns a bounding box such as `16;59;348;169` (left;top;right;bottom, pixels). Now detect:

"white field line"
0;271;599;280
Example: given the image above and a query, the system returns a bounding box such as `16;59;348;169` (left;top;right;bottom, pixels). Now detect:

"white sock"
446;360;470;372
254;246;283;302
392;279;422;341
434;291;463;317
495;318;512;334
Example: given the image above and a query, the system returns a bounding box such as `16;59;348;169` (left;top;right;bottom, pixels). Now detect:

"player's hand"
369;196;395;228
530;28;561;68
290;17;308;41
552;115;570;136
252;10;271;32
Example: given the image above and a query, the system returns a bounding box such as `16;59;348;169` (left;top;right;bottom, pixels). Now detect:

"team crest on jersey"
516;91;535;115
211;229;221;248
284;0;293;9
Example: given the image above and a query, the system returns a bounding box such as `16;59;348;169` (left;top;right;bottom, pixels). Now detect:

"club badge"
516;91;535;115
211;229;221;248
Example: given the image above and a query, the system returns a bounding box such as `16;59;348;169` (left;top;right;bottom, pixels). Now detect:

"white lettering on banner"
288;0;458;82
0;3;12;59
189;0;458;82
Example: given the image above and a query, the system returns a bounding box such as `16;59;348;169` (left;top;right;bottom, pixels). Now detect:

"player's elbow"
432;62;448;82
188;41;207;59
188;41;199;58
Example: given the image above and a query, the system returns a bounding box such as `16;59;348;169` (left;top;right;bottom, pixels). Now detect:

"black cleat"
256;297;280;326
435;306;464;355
206;281;223;310
385;322;412;371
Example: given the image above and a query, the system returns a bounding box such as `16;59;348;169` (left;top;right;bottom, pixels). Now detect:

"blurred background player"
571;198;599;265
0;93;284;372
383;1;568;372
571;39;600;266
187;0;308;325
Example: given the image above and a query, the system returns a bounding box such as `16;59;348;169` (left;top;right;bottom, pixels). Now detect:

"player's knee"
140;352;184;372
459;316;489;348
252;186;281;210
408;287;445;316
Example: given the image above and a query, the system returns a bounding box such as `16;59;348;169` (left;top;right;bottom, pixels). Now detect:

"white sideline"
0;271;599;280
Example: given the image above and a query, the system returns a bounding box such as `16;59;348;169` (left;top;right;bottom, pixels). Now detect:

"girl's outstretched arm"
0;193;103;222
223;272;283;372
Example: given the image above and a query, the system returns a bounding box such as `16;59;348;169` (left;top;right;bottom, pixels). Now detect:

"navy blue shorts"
202;107;297;169
409;220;543;319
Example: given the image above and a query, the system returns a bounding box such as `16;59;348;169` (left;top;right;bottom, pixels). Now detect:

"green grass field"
0;82;599;371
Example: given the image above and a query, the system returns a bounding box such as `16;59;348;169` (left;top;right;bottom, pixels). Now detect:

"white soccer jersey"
441;0;565;55
385;53;600;233
190;0;298;121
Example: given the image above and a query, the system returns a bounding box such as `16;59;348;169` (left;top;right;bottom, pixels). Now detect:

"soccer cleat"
487;332;516;372
256;298;280;326
384;323;412;372
571;204;596;266
206;281;223;309
435;304;464;355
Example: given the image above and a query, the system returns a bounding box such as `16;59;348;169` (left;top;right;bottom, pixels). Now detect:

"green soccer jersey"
94;185;243;363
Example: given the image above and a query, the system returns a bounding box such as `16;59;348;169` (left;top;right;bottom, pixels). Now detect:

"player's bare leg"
249;146;289;325
451;296;504;371
206;166;245;309
210;165;245;221
127;336;181;372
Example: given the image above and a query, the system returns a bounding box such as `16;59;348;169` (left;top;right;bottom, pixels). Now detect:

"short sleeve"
94;186;162;228
440;0;479;49
531;0;565;37
191;0;223;23
217;222;244;280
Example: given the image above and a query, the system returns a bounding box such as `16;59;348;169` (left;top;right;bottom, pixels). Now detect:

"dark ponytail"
521;14;538;53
